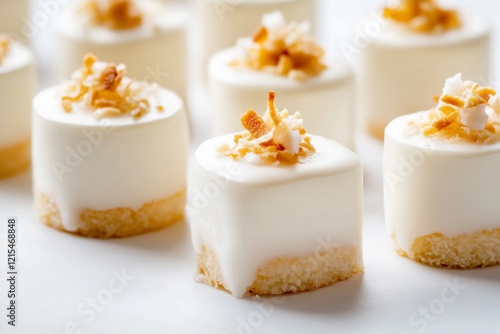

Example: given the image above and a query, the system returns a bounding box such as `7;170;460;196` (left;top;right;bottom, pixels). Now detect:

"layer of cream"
0;0;28;37
384;112;500;252
188;134;363;297
32;86;189;232
209;47;355;149
193;0;314;78
359;15;490;136
54;1;187;97
0;41;36;148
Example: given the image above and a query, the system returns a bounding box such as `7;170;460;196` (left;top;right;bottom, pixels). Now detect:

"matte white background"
1;0;500;333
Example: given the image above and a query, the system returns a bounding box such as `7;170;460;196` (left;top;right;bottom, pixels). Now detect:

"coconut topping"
83;0;143;30
60;54;159;120
0;35;11;65
383;0;461;34
232;11;326;81
224;92;315;164
421;74;499;143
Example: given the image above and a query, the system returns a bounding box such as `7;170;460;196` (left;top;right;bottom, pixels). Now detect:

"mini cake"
359;0;490;139
54;0;187;98
0;0;28;37
33;54;189;238
210;11;355;149
194;0;314;79
384;74;500;269
0;35;36;178
188;91;363;297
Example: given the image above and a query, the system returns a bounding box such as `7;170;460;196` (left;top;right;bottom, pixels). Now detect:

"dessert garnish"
84;0;143;30
225;91;315;164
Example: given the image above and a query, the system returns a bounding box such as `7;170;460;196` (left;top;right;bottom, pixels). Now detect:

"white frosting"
32;84;189;232
193;0;314;79
188;134;363;297
0;0;28;37
384;112;500;252
0;41;35;148
54;1;187;98
358;15;490;134
209;47;355;149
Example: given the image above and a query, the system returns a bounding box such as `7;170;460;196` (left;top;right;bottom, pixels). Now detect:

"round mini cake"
194;0;314;78
0;36;36;178
359;0;490;139
33;54;189;238
384;74;500;269
209;12;355;149
0;0;28;37
54;0;187;99
188;92;363;297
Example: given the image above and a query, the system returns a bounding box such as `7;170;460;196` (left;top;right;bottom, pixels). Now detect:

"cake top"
231;11;326;81
60;54;163;120
224;91;315;164
383;0;461;34
83;0;143;30
0;35;11;65
418;74;500;143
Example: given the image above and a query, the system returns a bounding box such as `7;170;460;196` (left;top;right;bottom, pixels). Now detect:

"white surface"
1;0;500;333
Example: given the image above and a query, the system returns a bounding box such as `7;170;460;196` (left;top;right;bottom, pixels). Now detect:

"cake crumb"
231;11;326;80
383;0;461;34
225;91;315;164
0;35;11;65
84;0;143;30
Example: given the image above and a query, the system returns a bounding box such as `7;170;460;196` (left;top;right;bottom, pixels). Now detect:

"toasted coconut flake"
232;11;326;80
60;54;152;119
0;35;11;65
241;109;270;138
84;0;143;30
225;91;315;164
383;0;461;34
421;74;499;143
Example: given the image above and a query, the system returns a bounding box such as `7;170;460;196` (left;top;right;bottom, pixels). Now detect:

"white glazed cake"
33;55;189;238
194;0;314;79
54;0;187;99
359;0;490;139
0;0;29;37
384;74;500;268
0;36;36;178
209;12;355;149
188;92;363;297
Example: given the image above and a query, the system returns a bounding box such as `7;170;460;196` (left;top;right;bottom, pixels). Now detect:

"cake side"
0;37;36;178
198;245;362;296
392;229;500;269
35;190;185;239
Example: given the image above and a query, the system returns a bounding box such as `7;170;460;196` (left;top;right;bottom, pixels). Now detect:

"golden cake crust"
35;190;185;238
0;138;31;179
197;245;363;296
393;229;500;269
